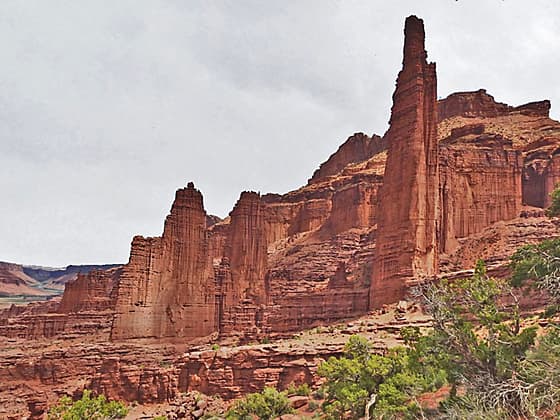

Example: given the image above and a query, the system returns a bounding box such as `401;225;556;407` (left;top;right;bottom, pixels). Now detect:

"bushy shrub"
318;335;431;419
318;258;560;419
225;387;293;420
47;389;128;420
286;382;311;396
511;238;560;300
546;185;560;217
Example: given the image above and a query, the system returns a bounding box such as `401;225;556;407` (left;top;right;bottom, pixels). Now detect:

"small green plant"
211;343;220;351
313;387;326;400
152;416;167;420
260;336;271;344
308;400;320;411
286;382;311;397
511;238;560;300
47;389;128;419
546;184;560;217
225;387;293;420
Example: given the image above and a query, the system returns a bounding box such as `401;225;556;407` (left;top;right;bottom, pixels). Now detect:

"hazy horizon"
2;1;559;266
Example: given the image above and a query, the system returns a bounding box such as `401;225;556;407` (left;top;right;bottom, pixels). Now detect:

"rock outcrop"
309;133;387;184
438;89;512;121
111;183;217;340
218;192;268;337
439;132;523;253
438;89;551;122
58;269;120;313
371;16;439;307
523;142;560;208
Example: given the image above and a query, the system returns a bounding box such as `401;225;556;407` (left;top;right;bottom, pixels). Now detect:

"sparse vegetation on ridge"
47;389;128;420
546;185;560;217
225;386;293;420
316;257;560;419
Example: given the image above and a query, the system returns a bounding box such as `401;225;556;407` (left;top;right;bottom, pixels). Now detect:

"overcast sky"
1;1;559;267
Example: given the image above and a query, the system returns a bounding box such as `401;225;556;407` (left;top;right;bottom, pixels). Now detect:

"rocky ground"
0;303;430;419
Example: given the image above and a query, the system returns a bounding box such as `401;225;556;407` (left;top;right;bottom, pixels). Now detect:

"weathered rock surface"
0;308;428;418
111;183;217;340
371;15;439;307
309;133;386;184
58;268;120;313
438;89;551;122
218;192;268;337
439;132;523;253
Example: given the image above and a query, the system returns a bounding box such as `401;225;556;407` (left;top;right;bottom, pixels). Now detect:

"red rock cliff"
111;183;216;340
309;133;386;184
371;16;439;307
218;192;268;337
438;89;551;122
439;130;523;253
58;269;119;313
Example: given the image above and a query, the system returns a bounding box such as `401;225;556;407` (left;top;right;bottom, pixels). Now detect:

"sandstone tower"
370;16;439;307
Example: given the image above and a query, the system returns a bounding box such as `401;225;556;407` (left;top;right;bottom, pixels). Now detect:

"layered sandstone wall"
218;192;269;337
111;183;217;340
438;89;551;122
58;269;119;313
438;89;512;121
523;143;560;208
321;182;379;235
309;133;386;184
371;15;439;307
439;130;523;253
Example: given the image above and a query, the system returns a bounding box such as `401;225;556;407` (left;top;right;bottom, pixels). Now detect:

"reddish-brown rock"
371;15;439;307
58;269;120;313
438;89;551;122
523;143;560;208
439;133;523;253
309;133;386;184
438;89;512;121
5;14;560;419
321;182;379;235
218;192;268;338
111;182;217;340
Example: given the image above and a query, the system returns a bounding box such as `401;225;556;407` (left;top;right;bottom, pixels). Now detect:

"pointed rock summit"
370;16;439;307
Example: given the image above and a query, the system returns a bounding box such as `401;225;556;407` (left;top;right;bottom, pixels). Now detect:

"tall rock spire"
370;16;439;308
111;182;217;339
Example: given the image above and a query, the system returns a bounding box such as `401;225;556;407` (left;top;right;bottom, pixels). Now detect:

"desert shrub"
546;185;560;217
225;387;293;420
47;389;128;420
421;261;538;385
318;259;560;419
308;400;320;411
511;238;560;300
286;382;311;396
318;335;431;419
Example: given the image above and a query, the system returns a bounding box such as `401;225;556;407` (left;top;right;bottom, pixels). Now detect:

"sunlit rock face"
371;15;439;307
